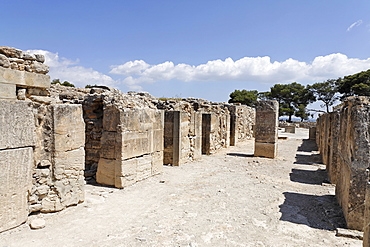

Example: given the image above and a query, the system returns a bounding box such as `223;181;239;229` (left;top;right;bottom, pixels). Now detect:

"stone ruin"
0;46;256;233
316;96;370;246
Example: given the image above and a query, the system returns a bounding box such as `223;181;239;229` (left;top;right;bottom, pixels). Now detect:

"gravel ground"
0;128;362;247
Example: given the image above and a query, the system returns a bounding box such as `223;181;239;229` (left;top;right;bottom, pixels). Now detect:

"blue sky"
2;0;370;110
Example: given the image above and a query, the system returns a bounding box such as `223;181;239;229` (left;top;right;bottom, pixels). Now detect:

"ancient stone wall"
156;99;254;163
317;97;370;231
0;47;86;232
254;100;278;158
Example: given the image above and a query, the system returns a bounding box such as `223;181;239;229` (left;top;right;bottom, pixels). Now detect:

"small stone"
336;228;363;240
30;218;46;230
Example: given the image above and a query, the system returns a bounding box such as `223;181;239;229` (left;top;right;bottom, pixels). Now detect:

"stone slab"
0;66;50;89
0;100;36;149
53;104;85;152
0;82;16;99
254;142;277;158
0;147;33;232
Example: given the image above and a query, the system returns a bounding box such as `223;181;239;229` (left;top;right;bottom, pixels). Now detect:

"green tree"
228;89;259;107
337;69;370;98
51;79;75;87
308;79;339;112
265;82;315;122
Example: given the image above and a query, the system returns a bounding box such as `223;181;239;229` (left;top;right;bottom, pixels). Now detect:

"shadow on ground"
289;168;327;185
279;192;346;230
227;153;254;158
280;138;346;230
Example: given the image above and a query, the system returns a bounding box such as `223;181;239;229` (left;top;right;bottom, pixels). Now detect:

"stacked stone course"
0;46;256;233
316;96;370;246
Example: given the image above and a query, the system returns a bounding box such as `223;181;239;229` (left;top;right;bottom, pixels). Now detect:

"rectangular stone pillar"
97;107;164;188
308;127;316;140
202;113;212;155
164;111;181;166
254;100;278;158
230;114;237;146
0;101;35;232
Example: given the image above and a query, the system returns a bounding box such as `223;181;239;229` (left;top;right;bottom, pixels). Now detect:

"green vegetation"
51;79;75;87
308;79;338;112
337;69;370;98
228;90;259;107
264;82;315;122
228;69;370;121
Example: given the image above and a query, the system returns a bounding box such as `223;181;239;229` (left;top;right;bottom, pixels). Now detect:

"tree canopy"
51;79;75;87
308;79;339;112
337;69;370;98
264;82;315;122
228;89;259;107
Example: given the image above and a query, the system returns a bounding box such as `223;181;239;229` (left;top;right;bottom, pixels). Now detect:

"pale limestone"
0;147;33;232
0;66;50;89
0;100;36;149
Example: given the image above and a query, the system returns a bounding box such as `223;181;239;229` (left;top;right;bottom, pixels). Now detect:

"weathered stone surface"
0;100;36;149
254;100;278;158
0;66;50;89
29;218;46;230
285;126;295;133
53;104;85;152
317;97;370;231
0;46;23;58
0;147;33;232
309;127;316;140
0;82;16;99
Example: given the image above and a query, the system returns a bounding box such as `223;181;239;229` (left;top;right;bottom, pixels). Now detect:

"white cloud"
27;50;116;88
347;20;363;31
110;53;370;89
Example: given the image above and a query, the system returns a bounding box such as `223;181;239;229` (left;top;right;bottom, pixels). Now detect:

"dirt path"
0;129;362;247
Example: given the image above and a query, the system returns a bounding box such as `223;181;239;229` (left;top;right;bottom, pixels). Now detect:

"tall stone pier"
254;100;278;158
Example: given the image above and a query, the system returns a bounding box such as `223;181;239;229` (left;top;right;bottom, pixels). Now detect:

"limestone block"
0;82;16;99
309;127;316;140
0;100;36;149
102;106;120;132
254;142;277;158
53;104;85;152
136;154;152;181
96;158;116;186
152;151;163;175
100;131;117;159
285;126;295;133
254;100;278;158
152;129;164;153
0;66;50;88
0;147;33;232
363;179;370;246
118;131;151;160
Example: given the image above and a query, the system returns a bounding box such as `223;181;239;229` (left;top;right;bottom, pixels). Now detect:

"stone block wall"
0;47;85;232
254;100;278;158
227;104;255;146
164;111;202;166
96;105;164;188
317;97;370;231
0;101;35;232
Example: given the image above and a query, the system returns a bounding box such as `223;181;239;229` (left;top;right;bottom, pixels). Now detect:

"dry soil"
0;128;362;247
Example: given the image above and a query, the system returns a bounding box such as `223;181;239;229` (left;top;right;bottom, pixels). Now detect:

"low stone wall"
317;97;370;231
156;99;255;164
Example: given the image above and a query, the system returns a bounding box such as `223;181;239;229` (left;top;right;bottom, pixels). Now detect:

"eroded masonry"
0;46;255;232
316;97;370;247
